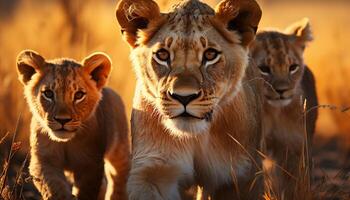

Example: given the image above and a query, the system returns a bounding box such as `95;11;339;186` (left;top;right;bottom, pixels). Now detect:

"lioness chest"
170;133;253;193
194;139;252;189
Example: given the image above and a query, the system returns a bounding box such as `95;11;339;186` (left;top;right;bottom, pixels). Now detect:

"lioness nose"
169;92;201;106
54;117;72;125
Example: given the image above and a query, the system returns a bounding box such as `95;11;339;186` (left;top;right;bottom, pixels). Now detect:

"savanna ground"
0;0;349;199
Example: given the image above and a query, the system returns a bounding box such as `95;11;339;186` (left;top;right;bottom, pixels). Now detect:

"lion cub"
250;19;318;198
16;50;130;200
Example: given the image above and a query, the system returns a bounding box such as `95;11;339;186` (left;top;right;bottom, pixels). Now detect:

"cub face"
17;50;111;142
117;0;261;136
250;18;313;107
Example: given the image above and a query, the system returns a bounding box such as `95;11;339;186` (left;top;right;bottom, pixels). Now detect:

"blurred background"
0;0;349;149
0;0;349;199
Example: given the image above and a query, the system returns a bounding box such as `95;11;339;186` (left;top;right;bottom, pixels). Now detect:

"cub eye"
74;91;86;101
203;48;221;63
155;48;170;62
42;89;54;100
289;64;299;74
258;65;271;75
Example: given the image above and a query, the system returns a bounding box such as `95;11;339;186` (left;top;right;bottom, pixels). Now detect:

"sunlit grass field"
0;0;349;199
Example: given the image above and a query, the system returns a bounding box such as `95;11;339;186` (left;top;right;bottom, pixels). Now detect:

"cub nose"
169;92;201;106
54;117;72;125
273;80;290;96
274;89;288;95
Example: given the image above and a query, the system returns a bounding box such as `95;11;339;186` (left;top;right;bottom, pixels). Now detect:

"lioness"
16;50;130;200
116;0;263;199
250;19;318;199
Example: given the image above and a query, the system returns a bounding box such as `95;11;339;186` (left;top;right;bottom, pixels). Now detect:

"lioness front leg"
127;161;184;200
29;158;73;200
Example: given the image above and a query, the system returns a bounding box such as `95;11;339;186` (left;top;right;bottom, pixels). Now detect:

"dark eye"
43;89;54;99
289;64;299;73
155;48;170;62
203;48;220;62
258;65;271;75
74;91;86;101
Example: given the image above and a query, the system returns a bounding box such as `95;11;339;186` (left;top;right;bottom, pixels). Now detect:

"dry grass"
0;116;33;200
0;0;349;199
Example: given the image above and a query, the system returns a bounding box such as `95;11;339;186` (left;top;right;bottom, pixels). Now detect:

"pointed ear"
83;52;112;90
214;0;262;47
16;50;45;85
116;0;161;48
285;18;313;44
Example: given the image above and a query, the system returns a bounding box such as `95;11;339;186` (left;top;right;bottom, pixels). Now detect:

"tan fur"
116;0;263;199
250;19;318;199
16;50;130;200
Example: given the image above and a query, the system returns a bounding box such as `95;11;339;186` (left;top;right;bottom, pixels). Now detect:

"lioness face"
132;25;248;136
17;51;111;142
250;19;313;107
117;0;262;136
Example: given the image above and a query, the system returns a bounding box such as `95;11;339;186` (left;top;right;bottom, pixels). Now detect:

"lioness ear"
16;50;45;85
285;18;313;44
83;52;112;90
215;0;262;47
116;0;161;48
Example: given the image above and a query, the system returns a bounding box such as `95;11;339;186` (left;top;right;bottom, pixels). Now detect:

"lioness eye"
74;91;86;101
258;65;271;75
289;64;299;74
43;89;54;100
203;48;220;62
155;49;170;62
153;48;170;67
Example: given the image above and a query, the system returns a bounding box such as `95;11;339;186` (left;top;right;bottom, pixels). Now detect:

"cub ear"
83;52;112;90
285;18;313;44
116;0;161;48
215;0;262;47
16;50;45;85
